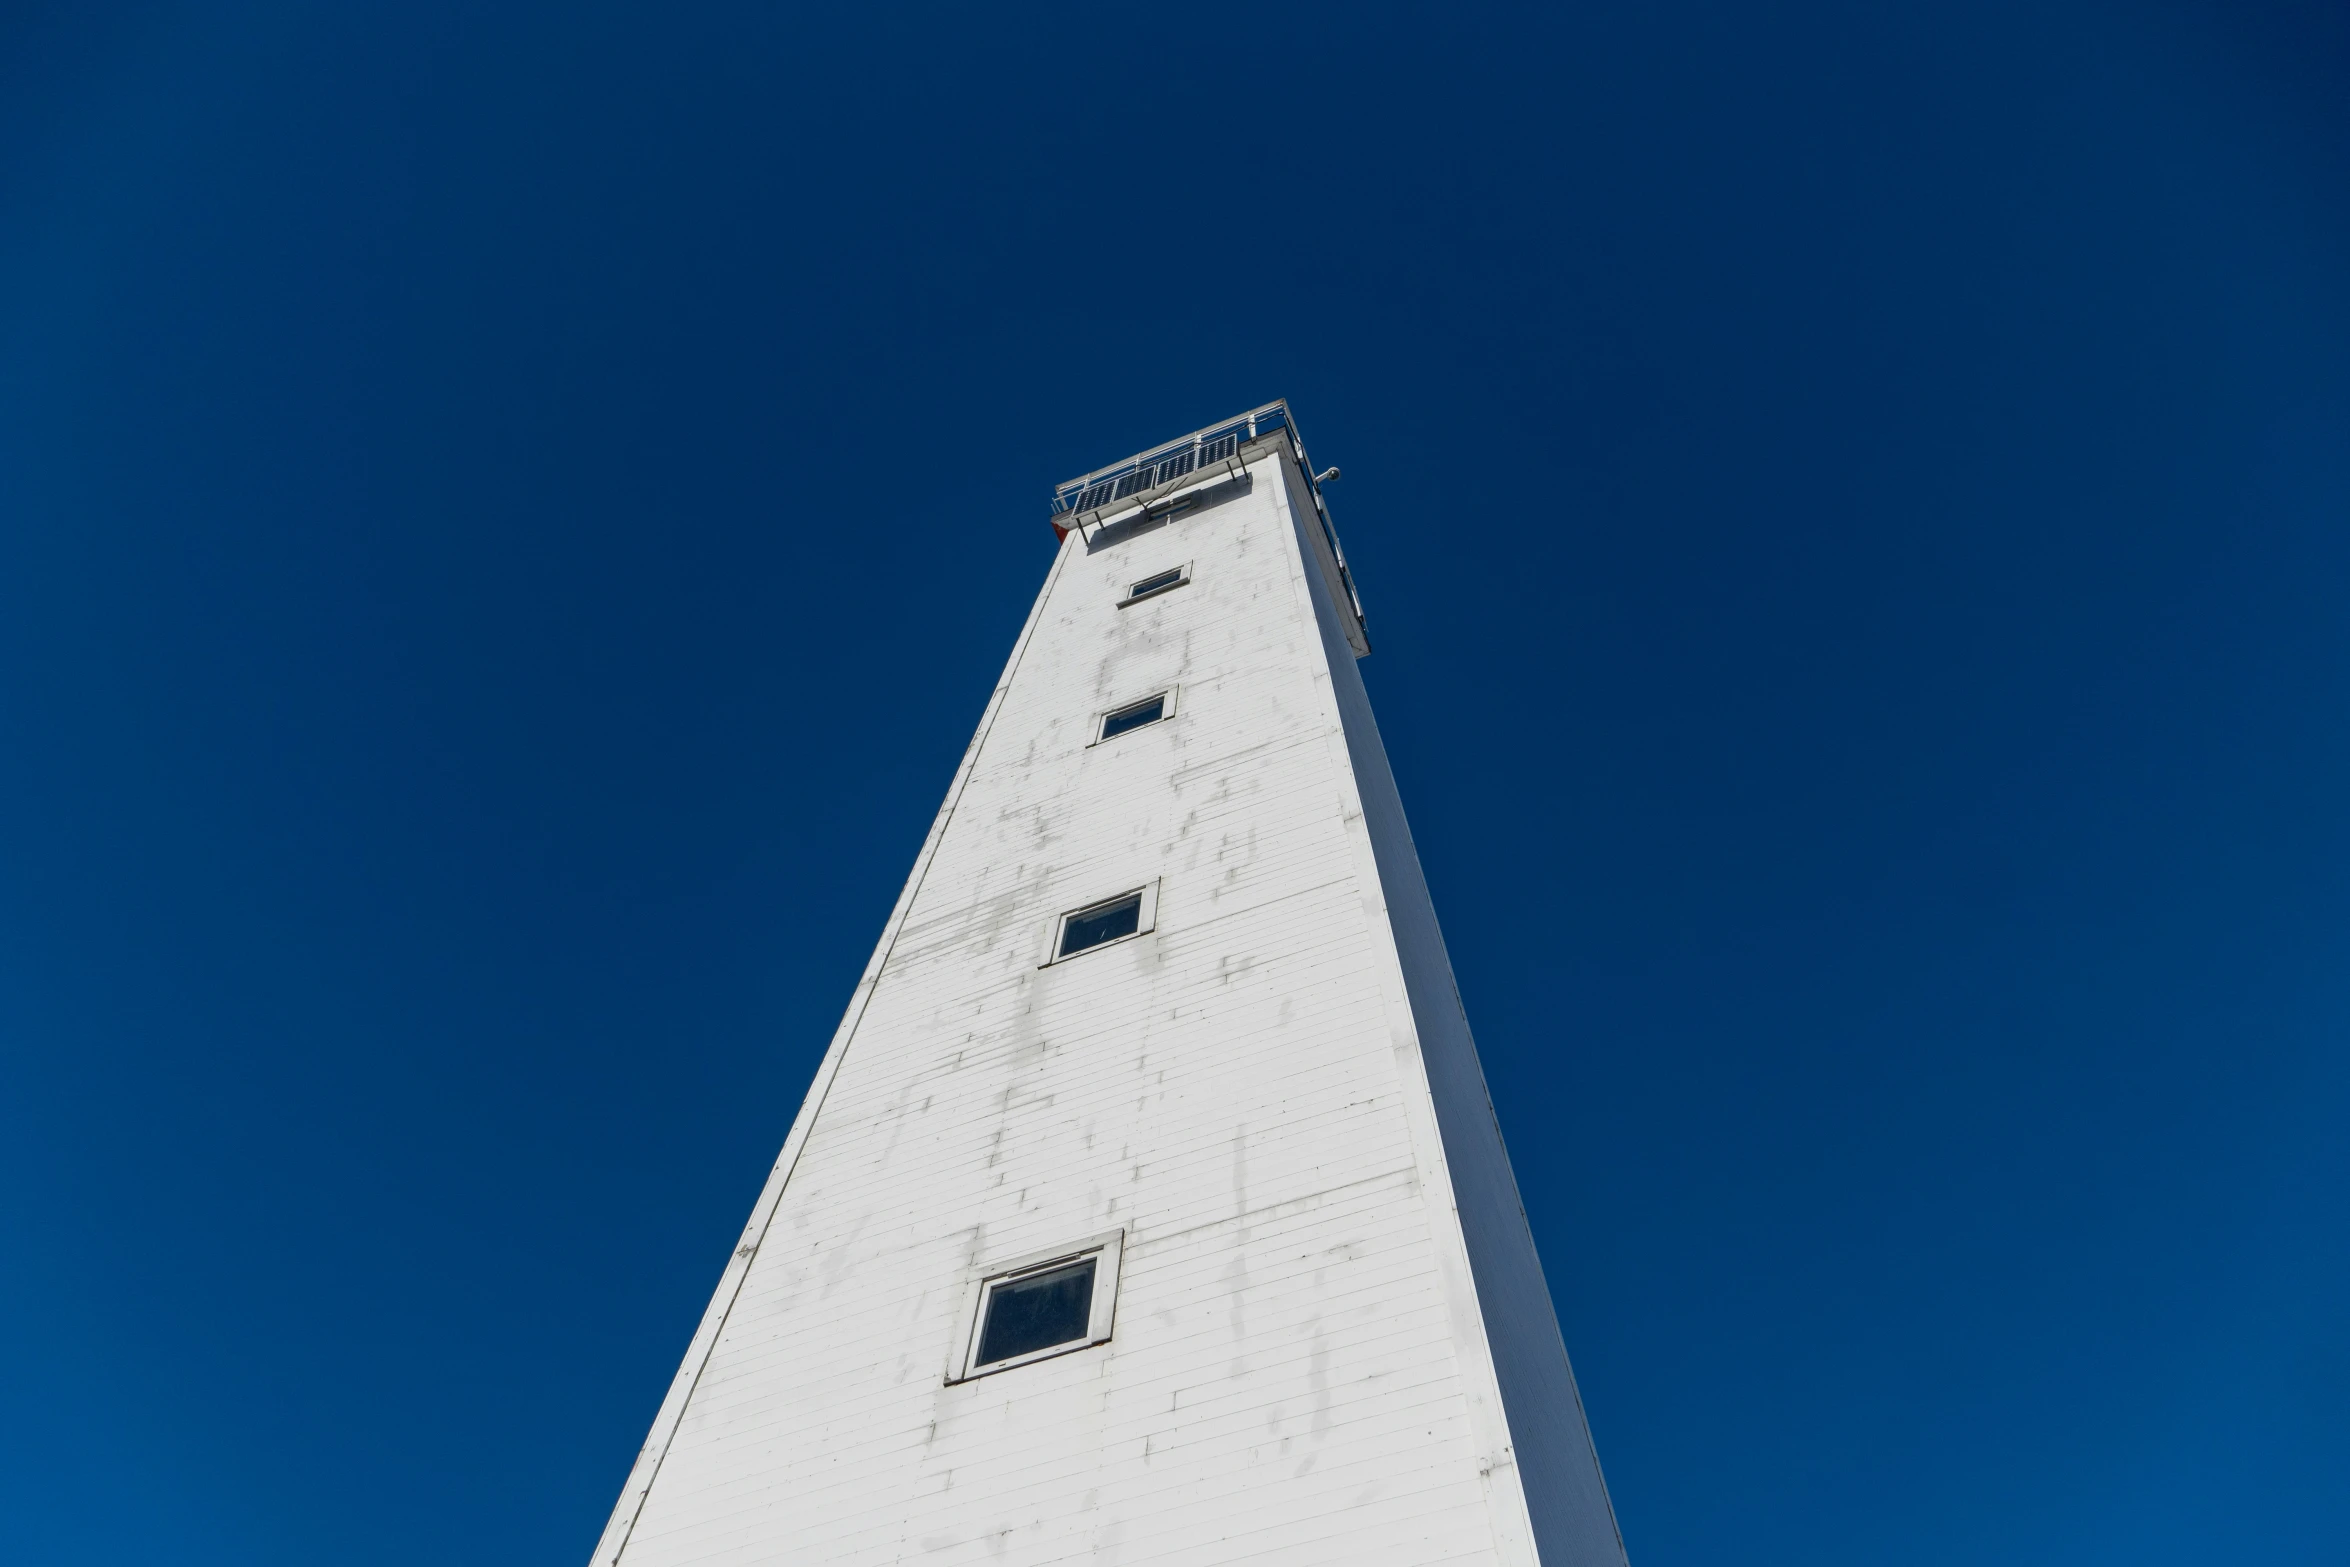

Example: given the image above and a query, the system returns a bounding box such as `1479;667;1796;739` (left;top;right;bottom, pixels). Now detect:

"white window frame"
1118;561;1192;607
946;1231;1125;1384
1089;685;1179;746
1040;880;1159;966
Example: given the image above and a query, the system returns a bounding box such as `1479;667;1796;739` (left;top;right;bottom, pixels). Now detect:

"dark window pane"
1060;893;1141;956
1127;569;1184;601
976;1258;1097;1366
1099;696;1165;741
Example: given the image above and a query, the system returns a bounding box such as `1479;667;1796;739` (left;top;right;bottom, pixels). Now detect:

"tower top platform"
1049;399;1364;639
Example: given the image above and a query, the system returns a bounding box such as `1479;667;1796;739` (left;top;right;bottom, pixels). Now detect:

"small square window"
1060;892;1140;956
976;1258;1095;1366
949;1233;1124;1383
1119;563;1191;606
1098;694;1166;742
1042;882;1157;965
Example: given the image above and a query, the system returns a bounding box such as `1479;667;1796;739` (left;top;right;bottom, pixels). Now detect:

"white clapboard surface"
590;428;1627;1567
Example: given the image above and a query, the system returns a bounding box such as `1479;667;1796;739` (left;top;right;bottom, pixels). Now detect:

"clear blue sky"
3;2;2345;1563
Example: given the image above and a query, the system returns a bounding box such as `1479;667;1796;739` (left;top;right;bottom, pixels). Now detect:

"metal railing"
1050;402;1292;517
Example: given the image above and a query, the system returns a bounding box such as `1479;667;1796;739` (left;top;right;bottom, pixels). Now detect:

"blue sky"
3;2;2346;1562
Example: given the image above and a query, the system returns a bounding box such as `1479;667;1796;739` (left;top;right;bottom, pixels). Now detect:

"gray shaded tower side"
1275;459;1631;1567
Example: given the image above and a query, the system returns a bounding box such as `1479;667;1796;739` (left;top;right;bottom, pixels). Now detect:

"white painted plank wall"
595;444;1613;1567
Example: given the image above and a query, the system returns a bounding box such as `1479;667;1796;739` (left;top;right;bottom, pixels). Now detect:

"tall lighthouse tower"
590;404;1628;1567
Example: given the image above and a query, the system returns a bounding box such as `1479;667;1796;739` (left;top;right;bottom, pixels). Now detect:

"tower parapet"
1051;401;1367;652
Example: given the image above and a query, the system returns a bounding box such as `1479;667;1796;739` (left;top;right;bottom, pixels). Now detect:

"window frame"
1117;561;1193;608
946;1231;1125;1384
1040;880;1159;966
1090;685;1179;746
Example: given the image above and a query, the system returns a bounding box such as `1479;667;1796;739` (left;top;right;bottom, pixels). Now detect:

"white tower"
591;404;1629;1567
